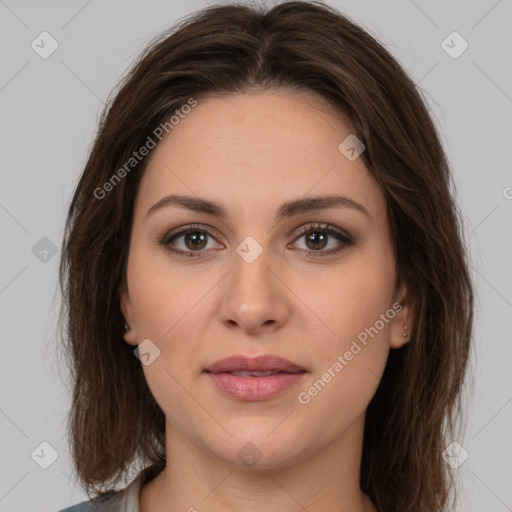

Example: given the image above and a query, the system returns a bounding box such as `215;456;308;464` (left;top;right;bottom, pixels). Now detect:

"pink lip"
204;354;307;401
205;354;305;374
207;372;306;401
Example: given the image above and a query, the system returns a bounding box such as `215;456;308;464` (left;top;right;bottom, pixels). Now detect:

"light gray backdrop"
0;0;511;511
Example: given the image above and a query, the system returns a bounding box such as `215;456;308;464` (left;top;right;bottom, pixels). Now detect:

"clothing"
58;463;164;512
57;475;140;512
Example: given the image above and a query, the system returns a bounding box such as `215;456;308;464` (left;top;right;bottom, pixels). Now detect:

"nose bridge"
219;236;289;333
231;238;277;308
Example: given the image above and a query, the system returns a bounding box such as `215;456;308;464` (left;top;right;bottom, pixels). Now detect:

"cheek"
127;246;201;337
297;273;392;437
127;248;209;393
128;255;205;420
295;253;394;424
307;255;394;350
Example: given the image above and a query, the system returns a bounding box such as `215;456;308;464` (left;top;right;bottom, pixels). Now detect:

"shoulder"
56;484;135;512
57;502;104;512
58;498;125;512
57;462;163;512
57;494;119;511
56;492;132;512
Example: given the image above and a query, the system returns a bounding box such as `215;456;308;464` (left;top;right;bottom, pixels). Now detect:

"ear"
390;277;416;349
118;282;138;346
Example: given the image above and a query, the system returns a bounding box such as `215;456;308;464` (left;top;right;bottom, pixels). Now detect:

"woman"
57;1;474;511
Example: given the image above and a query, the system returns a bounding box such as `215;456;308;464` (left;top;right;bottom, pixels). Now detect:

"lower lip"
206;371;306;401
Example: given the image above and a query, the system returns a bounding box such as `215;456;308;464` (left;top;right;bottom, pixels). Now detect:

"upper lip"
205;355;306;374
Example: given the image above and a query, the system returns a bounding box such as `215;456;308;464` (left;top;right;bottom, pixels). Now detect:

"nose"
218;245;291;336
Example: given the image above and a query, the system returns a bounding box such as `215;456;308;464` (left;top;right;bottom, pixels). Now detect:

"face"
120;89;414;469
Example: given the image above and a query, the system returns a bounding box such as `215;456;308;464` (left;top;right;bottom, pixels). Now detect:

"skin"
120;89;415;512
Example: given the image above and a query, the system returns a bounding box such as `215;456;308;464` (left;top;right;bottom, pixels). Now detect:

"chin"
199;422;306;469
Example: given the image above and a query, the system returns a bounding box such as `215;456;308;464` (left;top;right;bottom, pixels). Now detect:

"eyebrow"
146;193;370;221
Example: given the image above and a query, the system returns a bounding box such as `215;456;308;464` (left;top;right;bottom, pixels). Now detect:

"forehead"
136;90;386;224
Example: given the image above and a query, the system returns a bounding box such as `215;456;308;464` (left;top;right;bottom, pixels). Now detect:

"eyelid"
162;223;224;244
290;222;353;244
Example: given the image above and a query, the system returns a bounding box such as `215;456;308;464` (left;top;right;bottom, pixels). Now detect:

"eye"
159;222;353;258
289;223;353;257
160;224;222;257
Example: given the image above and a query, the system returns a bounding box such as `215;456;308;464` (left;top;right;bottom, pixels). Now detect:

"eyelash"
159;222;354;259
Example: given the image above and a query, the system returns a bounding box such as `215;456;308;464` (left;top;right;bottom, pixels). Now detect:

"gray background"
0;0;511;510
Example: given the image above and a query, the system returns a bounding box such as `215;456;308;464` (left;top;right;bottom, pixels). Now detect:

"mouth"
226;370;299;377
204;354;306;374
204;355;307;401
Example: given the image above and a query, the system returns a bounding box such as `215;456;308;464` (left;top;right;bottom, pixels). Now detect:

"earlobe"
390;278;416;349
119;285;138;346
123;322;138;346
390;320;411;349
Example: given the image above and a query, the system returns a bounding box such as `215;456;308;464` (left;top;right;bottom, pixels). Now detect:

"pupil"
307;232;327;250
186;232;207;250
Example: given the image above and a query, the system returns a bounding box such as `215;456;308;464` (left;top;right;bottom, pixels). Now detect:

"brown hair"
57;2;474;511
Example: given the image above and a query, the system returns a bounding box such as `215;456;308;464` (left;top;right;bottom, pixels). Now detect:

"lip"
205;354;306;374
204;355;307;401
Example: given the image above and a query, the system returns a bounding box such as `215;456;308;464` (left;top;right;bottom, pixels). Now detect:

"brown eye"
182;231;208;250
291;223;353;257
161;224;222;257
160;222;353;259
304;231;329;250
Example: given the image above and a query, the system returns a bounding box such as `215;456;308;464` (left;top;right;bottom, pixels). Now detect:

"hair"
57;1;474;511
